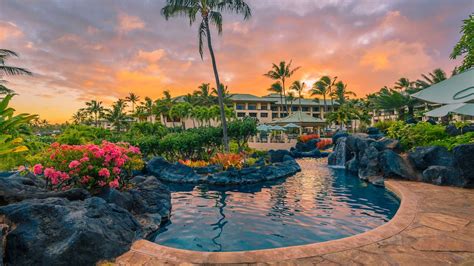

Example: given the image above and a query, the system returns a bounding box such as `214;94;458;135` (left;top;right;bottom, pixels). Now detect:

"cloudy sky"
1;0;472;122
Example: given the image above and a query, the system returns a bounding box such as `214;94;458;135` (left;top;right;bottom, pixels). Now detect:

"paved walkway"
115;180;474;265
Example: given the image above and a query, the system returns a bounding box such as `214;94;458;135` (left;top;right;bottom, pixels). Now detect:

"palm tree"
325;103;355;130
290;80;305;111
286;92;296;114
105;100;129;132
415;68;447;89
394;77;413;91
332;81;356;104
311;81;329;116
268;81;283;117
0;49;32;77
125;93;140;114
154;91;174;124
161;0;251;152
313;75;337;111
85;100;105;127
169;102;193;129
264;60;301;115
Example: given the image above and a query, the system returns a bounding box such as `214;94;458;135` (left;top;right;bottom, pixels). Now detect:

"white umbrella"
283;123;301;128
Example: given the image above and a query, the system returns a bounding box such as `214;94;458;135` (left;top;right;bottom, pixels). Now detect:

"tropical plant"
161;0;252;152
268;81;283;117
210;152;244;170
0;49;32;77
85;100;105;127
104;99;129;132
325;103;357;129
290;80;305;111
227;117;257;152
332;81;355;104
450;13;474;72
415;68;447;89
312;76;337;112
125;93;140;114
264;60;301;115
30;141;143;191
286;92;296;113
394;77;414;91
169;102;193;129
386;121;448;150
57;125;112;145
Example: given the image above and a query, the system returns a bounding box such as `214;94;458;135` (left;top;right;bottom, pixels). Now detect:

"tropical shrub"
429;132;474;150
178;159;209;168
227;117;257;152
298;134;320;143
317;138;332;150
30;141;143;191
210;153;244;170
387;121;448;150
57;125;112;145
374;120;398;133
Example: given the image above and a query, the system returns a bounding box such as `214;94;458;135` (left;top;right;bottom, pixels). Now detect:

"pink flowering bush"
31;141;144;191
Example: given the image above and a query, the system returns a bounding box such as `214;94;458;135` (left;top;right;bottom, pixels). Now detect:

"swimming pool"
151;159;400;252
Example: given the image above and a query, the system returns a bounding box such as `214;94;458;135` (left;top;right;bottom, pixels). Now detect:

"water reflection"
151;159;399;252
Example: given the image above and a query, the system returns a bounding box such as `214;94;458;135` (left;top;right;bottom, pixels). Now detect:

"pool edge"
116;180;417;264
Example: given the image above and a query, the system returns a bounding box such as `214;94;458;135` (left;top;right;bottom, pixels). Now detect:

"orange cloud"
117;12;145;32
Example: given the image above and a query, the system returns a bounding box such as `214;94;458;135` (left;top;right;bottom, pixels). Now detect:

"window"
292;106;298;112
248;104;257;110
260;104;268;110
312;107;319;112
237;112;246;117
312;114;320;118
260;113;268;118
271;105;278;111
302;106;309;112
249;112;257;117
236;104;245;110
272;113;279;118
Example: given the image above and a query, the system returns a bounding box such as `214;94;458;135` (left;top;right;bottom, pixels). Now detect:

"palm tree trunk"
279;93;283;118
282;78;288;116
205;18;229;152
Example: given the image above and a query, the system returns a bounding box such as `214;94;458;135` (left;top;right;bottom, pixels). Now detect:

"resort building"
160;93;338;129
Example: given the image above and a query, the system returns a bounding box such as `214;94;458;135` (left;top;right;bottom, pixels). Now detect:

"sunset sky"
1;0;473;123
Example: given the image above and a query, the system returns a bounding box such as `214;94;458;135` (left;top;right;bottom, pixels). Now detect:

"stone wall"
329;134;474;188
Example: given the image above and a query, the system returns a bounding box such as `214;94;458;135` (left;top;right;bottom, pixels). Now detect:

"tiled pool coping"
116;180;420;264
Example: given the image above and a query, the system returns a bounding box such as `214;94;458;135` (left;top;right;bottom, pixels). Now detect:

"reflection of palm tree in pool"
210;190;227;251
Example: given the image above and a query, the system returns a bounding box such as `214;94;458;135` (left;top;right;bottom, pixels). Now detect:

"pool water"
151;159;400;252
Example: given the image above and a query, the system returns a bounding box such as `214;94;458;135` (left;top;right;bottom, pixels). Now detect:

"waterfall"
330;137;347;169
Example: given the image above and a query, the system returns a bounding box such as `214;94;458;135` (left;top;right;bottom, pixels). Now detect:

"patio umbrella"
269;125;286;131
257;124;270;131
283;123;301;128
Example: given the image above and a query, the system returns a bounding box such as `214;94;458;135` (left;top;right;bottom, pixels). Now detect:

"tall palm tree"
332;81;356;104
415;68;447;89
125;93;140;114
85;100;105;127
105;100;129;132
314;75;337;111
162;0;251;152
170;102;193;129
264;60;301;115
290;80;305;111
268;81;283;117
286;92;296;114
394;77;413;91
0;49;32;77
311;81;329;115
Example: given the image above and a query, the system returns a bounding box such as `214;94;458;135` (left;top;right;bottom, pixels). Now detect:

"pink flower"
33;164;43;175
68;160;80;169
59;172;70;181
129;146;141;154
98;181;107;187
98;168;110;178
112;167;121;174
18;165;26;172
80;175;91;184
80;157;89;163
109;178;119;189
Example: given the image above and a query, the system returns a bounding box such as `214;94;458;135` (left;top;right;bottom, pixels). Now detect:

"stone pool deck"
115;180;474;265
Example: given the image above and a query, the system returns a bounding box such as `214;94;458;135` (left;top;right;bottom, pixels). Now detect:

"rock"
358;146;382;183
453;144;474;187
193;165;220;175
0;197;141;265
379;150;419;181
408;146;454;171
0;171;15;178
446;124;460;136
146;157;200;183
0;173;90;205
345;157;359;175
332;131;349;144
291;149;322;158
422;166;466;187
295;138;319;152
268;149;292;163
374;138;401;151
426;118;437;125
327;152;337;165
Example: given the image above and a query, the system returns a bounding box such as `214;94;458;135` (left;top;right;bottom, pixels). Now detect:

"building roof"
269;111;326;125
411;67;474;104
425;103;474;117
229;93;275;102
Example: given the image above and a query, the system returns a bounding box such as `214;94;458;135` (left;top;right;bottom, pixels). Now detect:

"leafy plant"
30;141;143;192
210;153;244;170
178;159;209;168
429;132;474;150
387;121;448;150
227;117;257;152
298;134;320;143
374;120;398;134
57;125;112;145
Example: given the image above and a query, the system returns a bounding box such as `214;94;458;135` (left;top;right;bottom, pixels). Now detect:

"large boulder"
0;197;141;266
358;145;383;184
408;146;454;171
366;127;384;140
453;144;474;187
146;157;201;183
295;139;319;152
268;149;292;163
332;131;349;144
98;176;171;236
379;150;419;181
422;166;466;187
0;173;90;205
345;157;359;175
